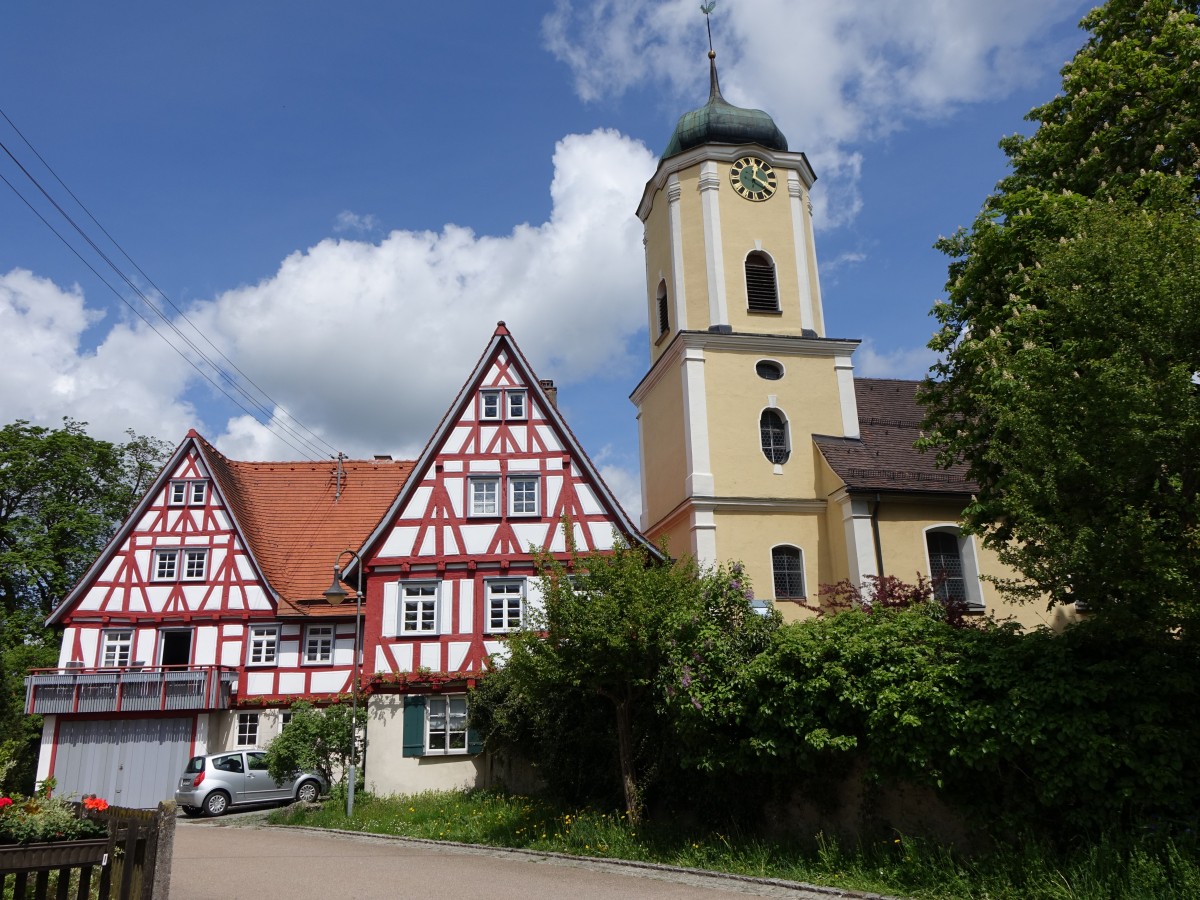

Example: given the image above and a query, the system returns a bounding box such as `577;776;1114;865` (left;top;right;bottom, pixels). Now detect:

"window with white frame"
280;711;293;730
237;713;259;747
469;477;500;516
169;479;207;506
304;625;334;664
153;548;208;581
487;579;525;632
771;546;805;599
925;528;985;612
507;390;526;420
247;625;279;665
400;583;439;634
480;391;501;420
427;695;468;753
508;475;539;516
101;629;133;667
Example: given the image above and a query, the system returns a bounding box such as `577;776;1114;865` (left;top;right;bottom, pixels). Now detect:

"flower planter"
0;837;108;871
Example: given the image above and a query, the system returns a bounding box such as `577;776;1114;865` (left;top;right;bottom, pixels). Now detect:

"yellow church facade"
631;57;1077;632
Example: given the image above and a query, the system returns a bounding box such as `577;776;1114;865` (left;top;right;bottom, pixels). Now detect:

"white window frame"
153;549;178;581
759;408;791;465
168;479;207;506
399;582;439;635
182;548;208;580
236;713;259;747
508;475;539;517
469;476;500;517
506;390;527;420
247;624;280;666
480;390;501;420
101;629;133;668
771;545;806;599
923;525;985;612
303;625;335;665
425;694;469;755
486;579;526;633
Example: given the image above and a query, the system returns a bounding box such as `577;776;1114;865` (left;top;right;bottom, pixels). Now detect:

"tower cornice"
637;144;816;222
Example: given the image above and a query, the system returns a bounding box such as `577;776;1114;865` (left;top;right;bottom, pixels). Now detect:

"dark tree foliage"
921;0;1200;626
0;419;168;791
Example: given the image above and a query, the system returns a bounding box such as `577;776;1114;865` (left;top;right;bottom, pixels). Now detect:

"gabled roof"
814;379;976;495
50;431;412;624
353;322;658;570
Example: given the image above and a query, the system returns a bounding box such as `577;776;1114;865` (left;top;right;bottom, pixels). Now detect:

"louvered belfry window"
656;282;669;336
760;409;789;464
745;251;779;312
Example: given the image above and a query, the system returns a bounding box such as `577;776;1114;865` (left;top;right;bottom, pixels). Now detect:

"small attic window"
755;360;783;380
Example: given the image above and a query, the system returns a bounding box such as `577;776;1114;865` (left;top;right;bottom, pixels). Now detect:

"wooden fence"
0;800;175;900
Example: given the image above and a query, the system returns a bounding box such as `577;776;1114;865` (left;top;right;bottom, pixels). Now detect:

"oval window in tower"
755;360;784;381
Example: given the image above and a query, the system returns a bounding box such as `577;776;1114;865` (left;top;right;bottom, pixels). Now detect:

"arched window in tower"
656;280;669;338
772;545;805;599
745;251;779;313
759;409;790;464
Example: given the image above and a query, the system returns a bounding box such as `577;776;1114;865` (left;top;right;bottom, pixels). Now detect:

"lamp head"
323;565;349;605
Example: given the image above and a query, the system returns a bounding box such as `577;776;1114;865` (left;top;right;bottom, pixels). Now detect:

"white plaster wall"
365;695;483;798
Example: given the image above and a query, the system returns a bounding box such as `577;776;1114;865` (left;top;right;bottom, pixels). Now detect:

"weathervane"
701;2;717;55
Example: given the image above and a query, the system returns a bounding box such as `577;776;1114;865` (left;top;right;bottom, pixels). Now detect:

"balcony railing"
25;665;237;715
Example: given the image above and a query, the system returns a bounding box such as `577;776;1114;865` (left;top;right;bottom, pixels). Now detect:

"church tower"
631;50;862;613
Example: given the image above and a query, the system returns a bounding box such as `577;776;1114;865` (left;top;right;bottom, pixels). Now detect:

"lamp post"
323;549;362;818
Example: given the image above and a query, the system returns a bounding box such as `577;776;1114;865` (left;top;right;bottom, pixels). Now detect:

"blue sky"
0;1;1092;519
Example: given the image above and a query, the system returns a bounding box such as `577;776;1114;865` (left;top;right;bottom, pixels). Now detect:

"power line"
0;109;343;460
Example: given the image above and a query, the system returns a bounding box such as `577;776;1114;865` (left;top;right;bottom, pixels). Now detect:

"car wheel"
203;790;230;817
295;780;319;804
181;805;202;818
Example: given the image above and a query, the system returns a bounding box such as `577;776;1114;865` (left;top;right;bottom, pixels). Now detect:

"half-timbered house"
26;324;651;806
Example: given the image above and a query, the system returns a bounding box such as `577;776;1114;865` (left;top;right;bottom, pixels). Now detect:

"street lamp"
323;549;362;818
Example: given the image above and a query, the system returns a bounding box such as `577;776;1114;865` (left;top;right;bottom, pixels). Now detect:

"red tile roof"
814;378;976;495
195;436;413;616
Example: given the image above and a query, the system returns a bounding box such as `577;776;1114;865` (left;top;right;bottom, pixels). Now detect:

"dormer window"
169;480;207;506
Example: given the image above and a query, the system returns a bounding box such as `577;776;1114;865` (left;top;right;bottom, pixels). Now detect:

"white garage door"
54;717;194;809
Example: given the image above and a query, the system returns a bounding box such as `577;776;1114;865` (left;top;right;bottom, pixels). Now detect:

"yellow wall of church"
637;366;688;532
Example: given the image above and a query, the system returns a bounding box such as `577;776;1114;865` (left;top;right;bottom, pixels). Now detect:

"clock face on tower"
729;156;777;201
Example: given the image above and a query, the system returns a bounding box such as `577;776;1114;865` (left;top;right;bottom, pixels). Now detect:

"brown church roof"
814;378;975;495
195;435;413;616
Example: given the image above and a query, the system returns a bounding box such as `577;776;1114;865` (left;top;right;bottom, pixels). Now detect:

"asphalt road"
169;817;887;900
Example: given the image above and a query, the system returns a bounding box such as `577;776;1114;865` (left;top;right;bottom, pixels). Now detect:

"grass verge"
267;789;1200;900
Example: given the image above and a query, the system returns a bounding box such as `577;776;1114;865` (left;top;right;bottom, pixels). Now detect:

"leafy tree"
0;419;169;791
921;0;1200;625
472;539;776;823
264;700;364;791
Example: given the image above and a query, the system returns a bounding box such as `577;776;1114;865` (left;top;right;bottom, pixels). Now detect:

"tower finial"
700;3;722;99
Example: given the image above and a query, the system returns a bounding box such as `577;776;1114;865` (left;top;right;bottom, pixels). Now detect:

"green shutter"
402;695;426;757
467;723;483;755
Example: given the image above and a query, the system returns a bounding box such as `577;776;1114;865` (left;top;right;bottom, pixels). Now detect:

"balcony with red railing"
25;664;237;715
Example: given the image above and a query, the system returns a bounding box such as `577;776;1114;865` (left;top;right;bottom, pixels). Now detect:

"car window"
213;753;243;773
185;756;205;774
247;752;269;771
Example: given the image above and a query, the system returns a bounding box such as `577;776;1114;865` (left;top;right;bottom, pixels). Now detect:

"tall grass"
268;790;1200;900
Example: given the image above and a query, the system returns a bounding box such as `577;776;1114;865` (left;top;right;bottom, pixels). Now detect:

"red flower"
83;797;109;811
0;797;12;808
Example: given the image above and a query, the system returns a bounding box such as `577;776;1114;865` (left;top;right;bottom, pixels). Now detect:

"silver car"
175;750;326;817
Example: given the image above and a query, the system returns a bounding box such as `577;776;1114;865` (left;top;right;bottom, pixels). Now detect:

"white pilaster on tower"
698;160;728;329
666;175;689;331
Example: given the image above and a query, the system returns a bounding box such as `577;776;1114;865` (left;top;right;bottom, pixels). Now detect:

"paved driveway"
169;819;881;900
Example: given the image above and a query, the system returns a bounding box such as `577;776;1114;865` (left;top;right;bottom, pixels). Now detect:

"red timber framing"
354;322;658;686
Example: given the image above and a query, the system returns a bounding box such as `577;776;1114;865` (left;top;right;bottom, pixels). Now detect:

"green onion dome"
662;53;788;159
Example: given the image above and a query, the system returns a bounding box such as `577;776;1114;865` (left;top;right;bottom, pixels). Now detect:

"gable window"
772;546;805;599
169;479;207;506
153;548;208;581
760;409;790;464
509;476;539;516
470;477;500;516
481;391;501;420
745;251;779;313
400;583;439;634
507;390;527;420
925;527;985;612
247;625;279;665
237;713;259;747
656;280;669;337
487;579;526;632
304;625;334;664
101;629;133;668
